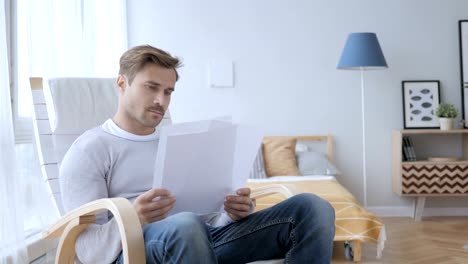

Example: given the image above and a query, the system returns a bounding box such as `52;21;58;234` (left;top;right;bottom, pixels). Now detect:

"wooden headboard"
267;135;333;161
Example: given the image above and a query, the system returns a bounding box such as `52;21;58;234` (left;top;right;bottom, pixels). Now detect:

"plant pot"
439;118;454;130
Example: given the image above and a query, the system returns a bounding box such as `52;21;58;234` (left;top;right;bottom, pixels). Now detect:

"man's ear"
116;75;126;92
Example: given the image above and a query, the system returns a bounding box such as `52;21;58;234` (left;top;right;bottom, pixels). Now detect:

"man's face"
118;64;176;130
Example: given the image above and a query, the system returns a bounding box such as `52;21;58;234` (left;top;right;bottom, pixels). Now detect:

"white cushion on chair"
44;77;118;134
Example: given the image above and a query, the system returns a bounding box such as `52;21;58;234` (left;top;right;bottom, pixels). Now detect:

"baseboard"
366;206;413;217
366;206;468;217
423;207;468;217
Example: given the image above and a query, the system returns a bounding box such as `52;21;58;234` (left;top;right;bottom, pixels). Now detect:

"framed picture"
402;80;440;129
459;20;468;128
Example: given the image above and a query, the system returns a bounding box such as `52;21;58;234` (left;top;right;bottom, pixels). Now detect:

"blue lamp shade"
337;32;388;70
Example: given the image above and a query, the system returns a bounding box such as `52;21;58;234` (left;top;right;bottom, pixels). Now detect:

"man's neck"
112;112;155;136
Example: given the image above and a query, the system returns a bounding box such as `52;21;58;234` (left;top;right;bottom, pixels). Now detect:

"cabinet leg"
413;197;426;221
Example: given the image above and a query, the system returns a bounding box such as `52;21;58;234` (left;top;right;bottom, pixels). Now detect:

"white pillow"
296;151;341;176
295;143;309;152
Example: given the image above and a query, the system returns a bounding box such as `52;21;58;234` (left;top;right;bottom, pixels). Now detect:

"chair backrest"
30;77;172;215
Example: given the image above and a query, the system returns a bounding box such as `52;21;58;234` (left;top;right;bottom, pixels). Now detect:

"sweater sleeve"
59;140;123;264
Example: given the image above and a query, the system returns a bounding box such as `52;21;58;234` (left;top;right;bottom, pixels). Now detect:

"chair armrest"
44;198;145;264
251;184;294;199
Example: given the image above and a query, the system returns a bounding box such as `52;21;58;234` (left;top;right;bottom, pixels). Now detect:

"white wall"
127;0;468;209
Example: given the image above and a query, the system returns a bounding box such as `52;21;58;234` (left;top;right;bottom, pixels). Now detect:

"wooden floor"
331;217;468;264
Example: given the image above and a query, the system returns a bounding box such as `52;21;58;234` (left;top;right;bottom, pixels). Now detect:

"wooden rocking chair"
30;77;290;264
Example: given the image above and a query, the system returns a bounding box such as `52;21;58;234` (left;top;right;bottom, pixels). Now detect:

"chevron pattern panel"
402;164;468;194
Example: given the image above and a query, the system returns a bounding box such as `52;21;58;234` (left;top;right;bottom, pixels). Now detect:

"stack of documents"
153;119;262;215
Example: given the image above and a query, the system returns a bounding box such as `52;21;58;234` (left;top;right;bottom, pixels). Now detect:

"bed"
246;135;386;261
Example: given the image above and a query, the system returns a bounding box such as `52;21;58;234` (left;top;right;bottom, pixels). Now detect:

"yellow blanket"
247;177;385;256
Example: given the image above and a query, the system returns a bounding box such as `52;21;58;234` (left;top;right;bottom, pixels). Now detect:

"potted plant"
435;103;458;130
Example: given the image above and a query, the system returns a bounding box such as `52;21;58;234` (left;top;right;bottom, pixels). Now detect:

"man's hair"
119;45;182;84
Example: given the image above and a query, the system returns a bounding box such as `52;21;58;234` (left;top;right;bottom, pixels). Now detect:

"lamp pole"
360;68;367;208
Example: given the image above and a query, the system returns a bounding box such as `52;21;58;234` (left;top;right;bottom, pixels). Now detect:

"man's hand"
224;187;254;221
133;189;176;225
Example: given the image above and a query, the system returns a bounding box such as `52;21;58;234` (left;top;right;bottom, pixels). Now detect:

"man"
60;45;335;264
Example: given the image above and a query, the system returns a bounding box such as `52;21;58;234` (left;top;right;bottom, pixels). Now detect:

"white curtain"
0;0;29;262
1;0;127;263
18;0;127;78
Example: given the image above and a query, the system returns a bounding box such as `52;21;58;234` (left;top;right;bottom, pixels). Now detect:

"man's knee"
145;212;208;241
142;212;215;262
289;193;335;228
169;212;208;235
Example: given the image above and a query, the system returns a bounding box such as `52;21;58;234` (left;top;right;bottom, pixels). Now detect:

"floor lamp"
337;32;388;208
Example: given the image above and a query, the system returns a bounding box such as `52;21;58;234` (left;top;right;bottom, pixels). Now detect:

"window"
12;0;127;143
7;0;128;260
15;143;57;239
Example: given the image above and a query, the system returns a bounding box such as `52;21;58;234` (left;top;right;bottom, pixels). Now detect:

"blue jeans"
116;193;335;264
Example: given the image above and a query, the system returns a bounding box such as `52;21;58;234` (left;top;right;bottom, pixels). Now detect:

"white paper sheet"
153;119;262;215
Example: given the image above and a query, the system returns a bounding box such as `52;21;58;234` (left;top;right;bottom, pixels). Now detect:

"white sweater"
60;119;232;264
